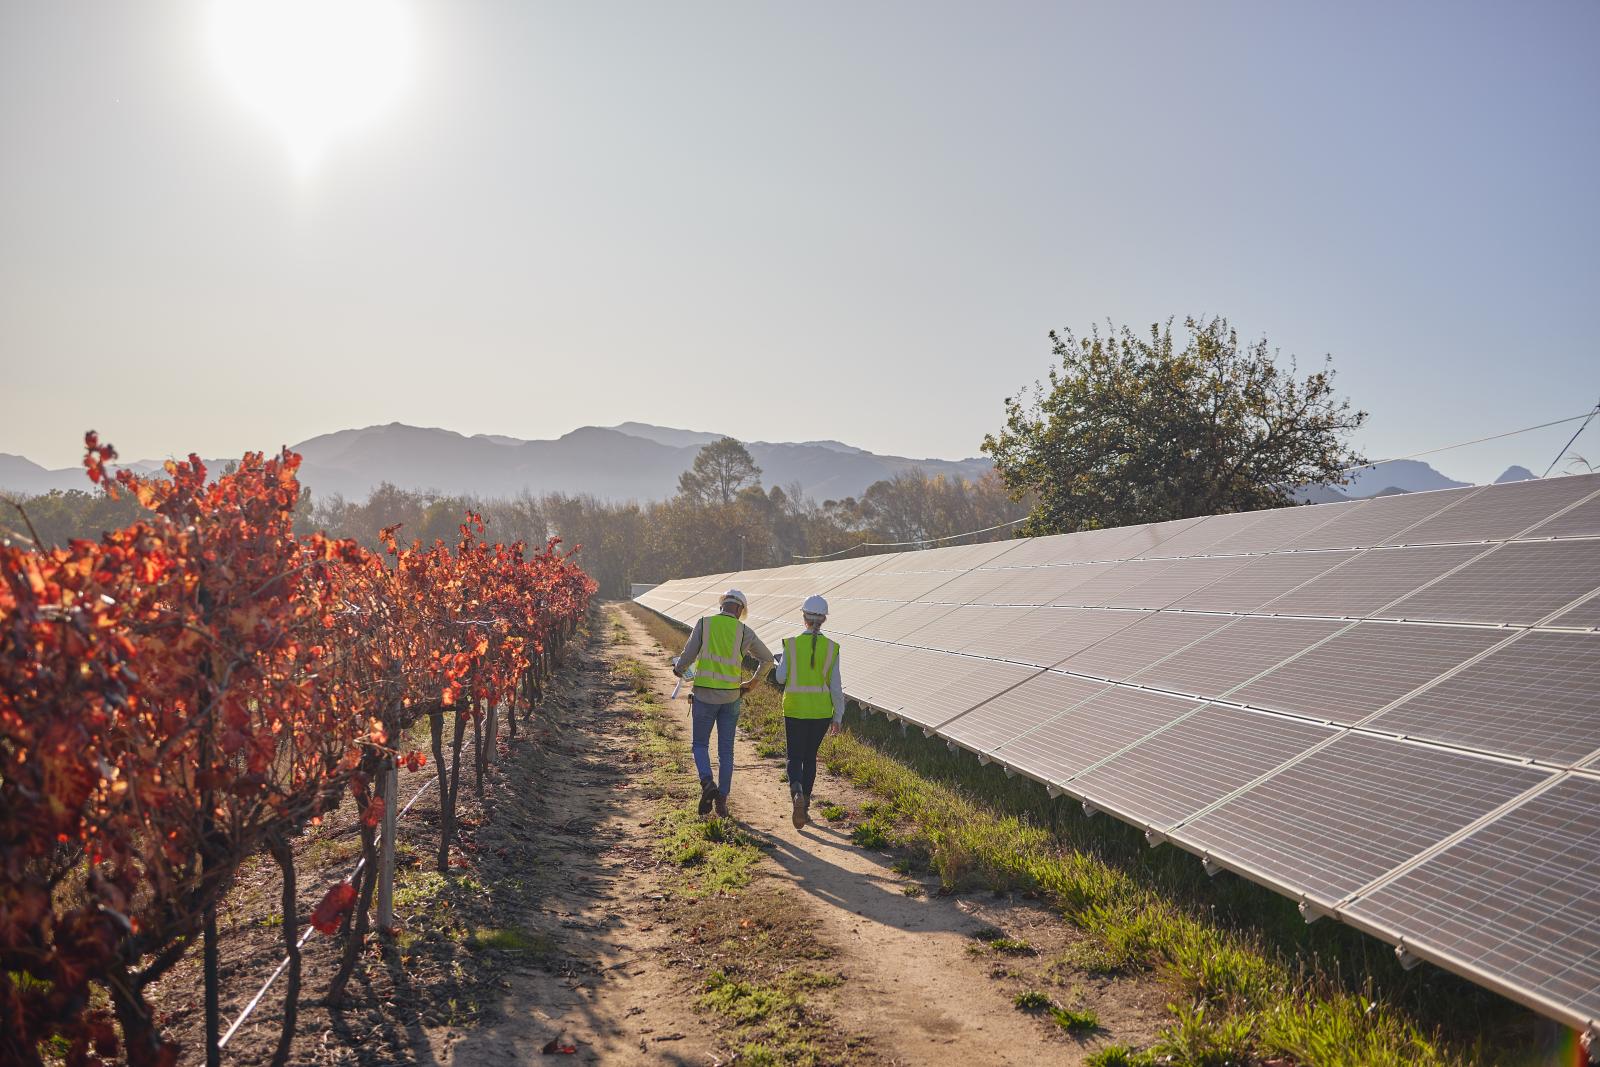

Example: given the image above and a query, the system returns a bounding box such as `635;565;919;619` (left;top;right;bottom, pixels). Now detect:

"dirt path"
451;604;1160;1064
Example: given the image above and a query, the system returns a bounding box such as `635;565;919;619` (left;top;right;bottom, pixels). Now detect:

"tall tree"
676;437;763;506
983;317;1367;534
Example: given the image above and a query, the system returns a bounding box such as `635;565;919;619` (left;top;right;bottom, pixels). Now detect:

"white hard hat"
802;595;829;616
721;588;748;610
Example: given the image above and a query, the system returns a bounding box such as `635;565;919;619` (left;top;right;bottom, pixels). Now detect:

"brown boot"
714;792;728;819
791;792;807;830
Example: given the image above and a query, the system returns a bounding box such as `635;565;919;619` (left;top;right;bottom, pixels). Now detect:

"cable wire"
792;407;1600;563
1538;397;1600;479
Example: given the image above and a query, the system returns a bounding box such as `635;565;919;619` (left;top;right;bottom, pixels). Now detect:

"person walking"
672;588;774;818
774;595;844;830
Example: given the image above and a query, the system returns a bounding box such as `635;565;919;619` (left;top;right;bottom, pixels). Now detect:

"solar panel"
939;671;1110;754
1363;631;1600;765
999;606;1153;667
1176;733;1551;905
1263;544;1485;619
1230;621;1507;725
890;603;1028;656
1281;487;1478;552
969;564;1116;606
1552;595;1600;631
1343;775;1600;1030
1380;540;1600;626
1200;499;1361;556
1134;510;1269;559
635;472;1600;1035
1171;550;1358;614
1055;611;1234;682
1100;555;1255;609
824;598;913;635
1062;558;1193;607
1523;474;1600;539
1073;706;1336;830
1130;616;1347;700
990;686;1201;782
1387;474;1600;546
855;601;964;642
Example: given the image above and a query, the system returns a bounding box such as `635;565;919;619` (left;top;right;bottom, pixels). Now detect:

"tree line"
5;317;1369;595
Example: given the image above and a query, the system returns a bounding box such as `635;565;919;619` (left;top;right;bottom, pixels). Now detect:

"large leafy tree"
983;317;1368;534
676;437;763;506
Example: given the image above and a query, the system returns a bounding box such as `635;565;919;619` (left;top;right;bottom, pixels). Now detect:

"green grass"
1050;1005;1100;1033
1086;1046;1156;1067
467;926;554;956
849;816;893;850
622;602;1556;1067
820;804;848;821
1013;989;1052;1010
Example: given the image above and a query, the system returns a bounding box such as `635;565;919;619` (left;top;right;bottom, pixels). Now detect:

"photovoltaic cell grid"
638;471;1600;1033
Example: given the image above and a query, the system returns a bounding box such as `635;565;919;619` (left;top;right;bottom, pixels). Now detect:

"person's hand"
739;681;755;694
672;666;684;679
828;722;841;737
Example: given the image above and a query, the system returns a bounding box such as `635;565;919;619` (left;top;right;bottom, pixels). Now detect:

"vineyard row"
1;434;596;1067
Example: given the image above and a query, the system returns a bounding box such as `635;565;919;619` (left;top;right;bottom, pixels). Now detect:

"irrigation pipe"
218;770;439;1049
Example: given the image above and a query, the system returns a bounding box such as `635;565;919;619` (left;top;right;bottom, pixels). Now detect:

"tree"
676;437;762;506
983;317;1368;534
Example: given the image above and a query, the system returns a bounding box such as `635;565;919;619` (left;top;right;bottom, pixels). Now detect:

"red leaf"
362;795;386;829
310;882;358;935
540;1038;577;1055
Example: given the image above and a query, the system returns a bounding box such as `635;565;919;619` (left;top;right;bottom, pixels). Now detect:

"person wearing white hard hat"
672;588;774;818
774;594;844;829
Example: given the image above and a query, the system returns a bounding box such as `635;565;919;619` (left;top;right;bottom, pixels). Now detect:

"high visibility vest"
694;614;744;689
782;632;838;719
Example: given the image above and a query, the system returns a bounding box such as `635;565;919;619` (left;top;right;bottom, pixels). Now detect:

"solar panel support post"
1002;764;1016;778
1393;941;1422;971
921;726;935;738
1143;828;1166;847
1297;900;1327;925
1082;799;1099;818
1046;785;1064;800
945;740;957;753
977;753;991;766
1201;854;1222;878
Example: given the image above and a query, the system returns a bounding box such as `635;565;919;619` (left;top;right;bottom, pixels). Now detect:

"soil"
150;603;1167;1065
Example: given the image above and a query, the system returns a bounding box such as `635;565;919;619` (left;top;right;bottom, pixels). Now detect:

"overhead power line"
1539;396;1600;479
792;407;1600;563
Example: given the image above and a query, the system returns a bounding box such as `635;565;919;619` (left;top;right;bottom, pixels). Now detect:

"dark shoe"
714;792;729;819
698;778;718;817
791;792;807;830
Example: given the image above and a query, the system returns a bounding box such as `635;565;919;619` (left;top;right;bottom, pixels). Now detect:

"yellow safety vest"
782;632;838;719
694;614;744;690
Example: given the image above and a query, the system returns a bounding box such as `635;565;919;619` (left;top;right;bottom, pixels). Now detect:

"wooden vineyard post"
377;757;397;934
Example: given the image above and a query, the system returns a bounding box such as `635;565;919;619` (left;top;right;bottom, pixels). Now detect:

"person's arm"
674;619;703;677
740;625;776;689
829;647;845;729
774;646;788;686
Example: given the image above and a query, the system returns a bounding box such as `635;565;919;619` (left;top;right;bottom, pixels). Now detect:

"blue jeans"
691;695;741;796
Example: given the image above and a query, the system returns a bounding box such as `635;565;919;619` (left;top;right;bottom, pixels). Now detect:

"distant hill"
0;424;1533;506
0;423;993;503
1339;459;1469;497
1495;465;1537;483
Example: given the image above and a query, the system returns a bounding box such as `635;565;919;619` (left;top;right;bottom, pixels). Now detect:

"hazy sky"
3;1;1597;484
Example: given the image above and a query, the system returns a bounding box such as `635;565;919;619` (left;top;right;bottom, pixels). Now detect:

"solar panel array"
635;473;1600;1037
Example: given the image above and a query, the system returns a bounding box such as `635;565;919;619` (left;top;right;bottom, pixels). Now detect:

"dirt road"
452;605;1162;1064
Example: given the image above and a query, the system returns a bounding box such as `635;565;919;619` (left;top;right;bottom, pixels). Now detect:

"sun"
207;0;413;175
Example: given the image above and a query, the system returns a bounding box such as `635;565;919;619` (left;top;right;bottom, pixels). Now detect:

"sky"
2;1;1597;485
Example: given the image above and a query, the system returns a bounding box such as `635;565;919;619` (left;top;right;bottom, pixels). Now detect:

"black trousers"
784;716;831;797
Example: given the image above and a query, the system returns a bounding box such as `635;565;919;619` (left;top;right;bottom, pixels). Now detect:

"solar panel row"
636;473;1600;1035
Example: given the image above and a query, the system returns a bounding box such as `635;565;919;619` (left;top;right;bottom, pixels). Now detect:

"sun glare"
207;0;413;175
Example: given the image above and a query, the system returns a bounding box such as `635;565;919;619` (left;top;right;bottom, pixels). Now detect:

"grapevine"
0;433;594;1066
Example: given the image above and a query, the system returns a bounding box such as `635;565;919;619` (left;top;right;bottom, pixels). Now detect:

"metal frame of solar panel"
636;472;1600;1039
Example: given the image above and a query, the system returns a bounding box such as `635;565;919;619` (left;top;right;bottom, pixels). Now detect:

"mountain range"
0;422;1536;504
